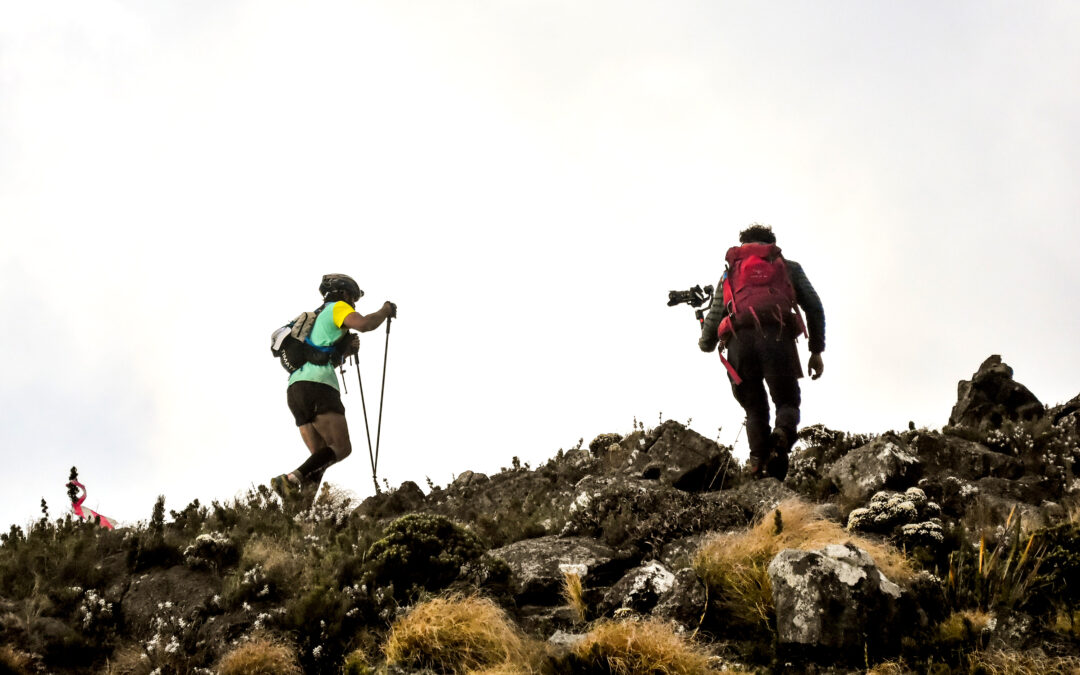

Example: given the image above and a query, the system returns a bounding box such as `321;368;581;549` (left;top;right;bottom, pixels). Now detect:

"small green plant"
1031;520;1080;624
944;506;1047;614
364;513;485;599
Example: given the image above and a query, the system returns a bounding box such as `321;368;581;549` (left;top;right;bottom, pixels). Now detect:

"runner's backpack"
720;242;807;338
270;305;355;374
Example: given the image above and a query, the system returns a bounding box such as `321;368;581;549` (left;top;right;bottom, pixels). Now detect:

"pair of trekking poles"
339;317;392;493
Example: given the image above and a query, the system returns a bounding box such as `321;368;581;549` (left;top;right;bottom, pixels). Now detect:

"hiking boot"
748;455;768;480
270;474;300;501
766;451;790;482
769;428;790;455
767;429;791;481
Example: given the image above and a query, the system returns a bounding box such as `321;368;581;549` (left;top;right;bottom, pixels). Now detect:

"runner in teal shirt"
273;274;396;503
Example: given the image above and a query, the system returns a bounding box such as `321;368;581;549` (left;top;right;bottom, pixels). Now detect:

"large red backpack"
720;243;806;336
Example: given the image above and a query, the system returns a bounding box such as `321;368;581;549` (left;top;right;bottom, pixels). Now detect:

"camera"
667;284;714;308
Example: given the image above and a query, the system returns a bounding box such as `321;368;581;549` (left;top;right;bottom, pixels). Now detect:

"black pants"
726;325;802;460
731;376;801;460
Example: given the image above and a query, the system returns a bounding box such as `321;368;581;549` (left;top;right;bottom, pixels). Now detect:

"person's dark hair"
739;223;776;244
322;290;355;307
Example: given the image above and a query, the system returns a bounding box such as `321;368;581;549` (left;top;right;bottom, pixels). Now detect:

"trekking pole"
372;316;391;480
353;354;379;492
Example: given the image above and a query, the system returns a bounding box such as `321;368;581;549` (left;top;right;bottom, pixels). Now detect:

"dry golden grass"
384;594;535;674
562;570;587;623
102;645;152;675
939;609;994;644
865;662;910;675
466;664;535;675
693;498;915;627
1054;608;1080;637
216;636;303;675
0;645;34;675
241;536;305;584
571;618;719;675
966;649;1080;675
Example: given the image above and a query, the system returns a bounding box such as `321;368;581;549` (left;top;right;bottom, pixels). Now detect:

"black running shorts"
286;381;346;426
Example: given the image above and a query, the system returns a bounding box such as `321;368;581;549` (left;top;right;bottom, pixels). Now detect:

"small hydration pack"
720;243;806;338
271;305;353;374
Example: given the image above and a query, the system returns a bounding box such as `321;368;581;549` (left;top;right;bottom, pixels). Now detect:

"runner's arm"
342;302;396;333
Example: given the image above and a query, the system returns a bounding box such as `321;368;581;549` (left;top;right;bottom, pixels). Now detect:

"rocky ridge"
1;355;1078;673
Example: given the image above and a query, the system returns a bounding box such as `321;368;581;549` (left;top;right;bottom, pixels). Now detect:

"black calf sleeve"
295;447;337;482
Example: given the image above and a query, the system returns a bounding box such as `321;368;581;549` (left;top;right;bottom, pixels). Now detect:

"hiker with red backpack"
271;274;396;502
698;224;825;480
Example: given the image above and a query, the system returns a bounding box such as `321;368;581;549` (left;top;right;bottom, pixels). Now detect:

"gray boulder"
355;481;427;519
827;434;921;503
949;355;1044;431
653;567;708;628
622;420;737;492
450;470;489;489
598;560;677;616
769;544;904;655
722;477;796;518
120;565;220;642
489;536;630;605
563;475;746;555
910;432;1023;481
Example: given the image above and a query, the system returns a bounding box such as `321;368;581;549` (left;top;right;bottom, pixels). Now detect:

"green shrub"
1030;520;1080;620
364;514;484;598
341;650;375;675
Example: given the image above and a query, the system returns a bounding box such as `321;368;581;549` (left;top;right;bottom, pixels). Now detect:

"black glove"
341;333;360;358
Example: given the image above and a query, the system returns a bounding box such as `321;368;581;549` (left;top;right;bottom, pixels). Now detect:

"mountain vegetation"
2;355;1079;674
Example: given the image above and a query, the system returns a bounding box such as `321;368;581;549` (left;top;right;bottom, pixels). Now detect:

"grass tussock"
562;570;586;623
102;645;152;675
693;498;915;627
965;649;1080;675
383;594;534;674
939;609;994;644
242;536;305;582
864;663;908;675
1053;608;1080;637
216;636;303;675
466;664;535;675
571;618;719;675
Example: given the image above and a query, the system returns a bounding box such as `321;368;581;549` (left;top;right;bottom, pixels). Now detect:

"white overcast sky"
2;1;1078;528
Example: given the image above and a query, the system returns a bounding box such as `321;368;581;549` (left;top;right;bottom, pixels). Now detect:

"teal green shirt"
287;301;354;390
